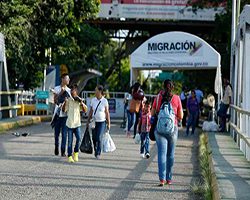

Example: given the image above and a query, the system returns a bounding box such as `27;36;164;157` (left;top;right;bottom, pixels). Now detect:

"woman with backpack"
151;79;183;186
186;89;200;136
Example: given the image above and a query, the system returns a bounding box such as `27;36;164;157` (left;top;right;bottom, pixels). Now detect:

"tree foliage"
0;0;104;90
188;0;250;78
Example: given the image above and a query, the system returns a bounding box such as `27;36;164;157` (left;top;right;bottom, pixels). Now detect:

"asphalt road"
0;122;201;200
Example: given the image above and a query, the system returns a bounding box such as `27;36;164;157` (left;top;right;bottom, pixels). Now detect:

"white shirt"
53;85;71;117
222;85;232;105
90;97;108;122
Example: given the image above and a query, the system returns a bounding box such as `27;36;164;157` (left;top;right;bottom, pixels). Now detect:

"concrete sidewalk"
0;116;125;133
0;122;200;200
0;115;51;133
208;132;250;200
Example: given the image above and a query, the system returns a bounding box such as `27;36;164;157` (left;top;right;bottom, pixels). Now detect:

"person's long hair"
132;82;141;93
162;79;174;103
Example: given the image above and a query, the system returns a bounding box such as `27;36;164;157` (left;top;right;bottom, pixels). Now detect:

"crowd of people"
51;73;232;186
52;73;110;162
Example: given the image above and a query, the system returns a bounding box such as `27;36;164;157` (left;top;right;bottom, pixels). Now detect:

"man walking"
53;73;71;156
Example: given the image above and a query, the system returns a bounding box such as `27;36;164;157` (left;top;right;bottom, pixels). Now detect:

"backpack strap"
161;95;173;107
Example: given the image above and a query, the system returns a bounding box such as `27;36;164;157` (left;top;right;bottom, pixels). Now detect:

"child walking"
138;100;151;159
63;84;87;163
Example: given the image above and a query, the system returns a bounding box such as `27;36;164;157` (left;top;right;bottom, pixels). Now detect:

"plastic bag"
102;131;116;153
89;119;95;129
80;128;93;154
134;133;141;144
202;121;219;132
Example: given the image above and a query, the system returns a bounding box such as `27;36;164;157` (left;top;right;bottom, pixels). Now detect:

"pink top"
140;112;151;132
152;91;182;125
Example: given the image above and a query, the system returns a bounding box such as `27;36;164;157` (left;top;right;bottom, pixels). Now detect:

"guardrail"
0;90;37;118
0;91;22;117
229;104;250;160
81;91;156;100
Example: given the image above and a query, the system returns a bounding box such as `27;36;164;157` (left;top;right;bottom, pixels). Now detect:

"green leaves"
0;0;104;89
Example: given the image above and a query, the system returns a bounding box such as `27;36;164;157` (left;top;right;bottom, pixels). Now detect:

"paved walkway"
208;132;250;200
0;115;50;132
0;121;200;200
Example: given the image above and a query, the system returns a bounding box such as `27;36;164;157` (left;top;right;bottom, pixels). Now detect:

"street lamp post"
43;47;52;91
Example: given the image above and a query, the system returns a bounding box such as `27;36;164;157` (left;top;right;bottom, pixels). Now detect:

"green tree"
0;0;102;89
188;0;250;77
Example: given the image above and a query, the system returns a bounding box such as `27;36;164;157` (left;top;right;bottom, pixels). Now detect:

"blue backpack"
156;100;175;136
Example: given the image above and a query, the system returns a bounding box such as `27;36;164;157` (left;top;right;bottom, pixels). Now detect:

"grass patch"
191;133;213;200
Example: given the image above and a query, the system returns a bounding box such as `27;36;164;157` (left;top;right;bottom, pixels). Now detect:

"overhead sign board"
130;31;220;69
99;0;226;21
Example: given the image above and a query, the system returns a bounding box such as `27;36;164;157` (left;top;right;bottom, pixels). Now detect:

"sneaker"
167;180;172;185
73;152;79;162
95;155;100;160
140;153;145;158
145;153;150;159
68;156;74;163
158;180;166;187
126;131;131;138
61;149;66;157
61;152;66;157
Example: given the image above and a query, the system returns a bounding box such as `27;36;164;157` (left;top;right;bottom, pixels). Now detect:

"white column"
243;29;250;160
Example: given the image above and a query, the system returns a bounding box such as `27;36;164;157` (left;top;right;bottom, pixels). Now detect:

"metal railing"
81;91;157;100
0;90;35;118
0;91;22;114
229;104;250;160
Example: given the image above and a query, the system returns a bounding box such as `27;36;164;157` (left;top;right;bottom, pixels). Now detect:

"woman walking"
87;85;110;159
151;79;183;186
130;82;145;139
63;84;87;163
124;86;134;137
186;90;200;136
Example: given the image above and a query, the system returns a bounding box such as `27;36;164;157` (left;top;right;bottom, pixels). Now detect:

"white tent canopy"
130;31;222;99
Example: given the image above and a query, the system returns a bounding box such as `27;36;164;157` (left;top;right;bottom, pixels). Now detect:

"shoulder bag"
90;100;102;129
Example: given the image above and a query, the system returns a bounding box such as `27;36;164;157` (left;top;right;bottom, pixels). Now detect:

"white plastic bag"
102;131;116;153
89;118;95;129
202;121;219;132
134;133;141;144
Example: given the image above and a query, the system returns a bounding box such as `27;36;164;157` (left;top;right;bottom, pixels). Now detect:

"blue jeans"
127;110;135;132
155;126;178;182
67;126;81;157
217;103;229;131
54;117;67;153
134;112;140;137
140;132;150;154
186;111;199;135
92;121;106;156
